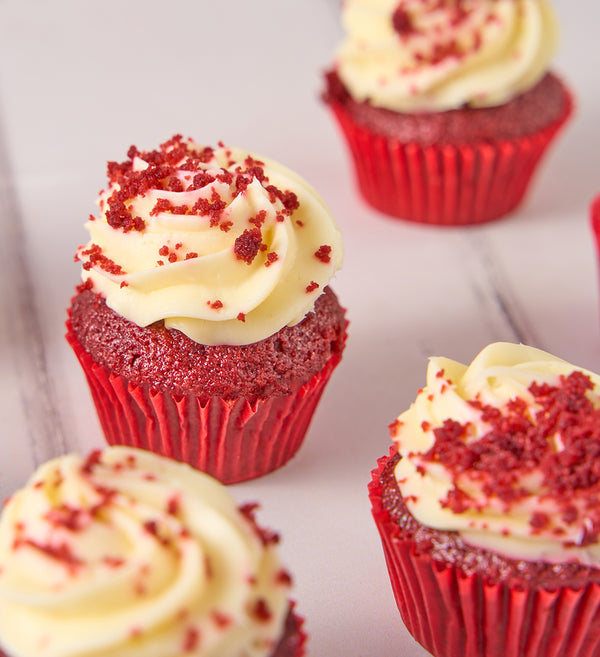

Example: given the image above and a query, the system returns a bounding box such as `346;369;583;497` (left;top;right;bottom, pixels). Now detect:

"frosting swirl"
0;447;292;657
335;0;559;112
391;343;600;566
76;135;342;346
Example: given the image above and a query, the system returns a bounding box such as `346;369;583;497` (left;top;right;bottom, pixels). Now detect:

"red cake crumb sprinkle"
45;505;91;532
208;300;223;310
79;244;125;276
158;245;169;256
185;252;198;260
239;503;280;546
211;610;232;628
143;520;171;547
76;278;94;293
237;312;246;322
265;252;278;267
420;371;600;539
314;245;332;263
166;495;180;516
234;228;263;264
250;598;272;622
276;569;293;586
13;538;82;572
183;627;200;652
103;556;125;568
392;6;416;37
305;281;319;293
388;418;403;437
249;209;267;228
81;450;102;475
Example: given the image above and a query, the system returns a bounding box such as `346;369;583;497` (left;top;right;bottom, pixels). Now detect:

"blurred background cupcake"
323;0;574;226
66;135;347;484
0;446;306;657
369;342;600;657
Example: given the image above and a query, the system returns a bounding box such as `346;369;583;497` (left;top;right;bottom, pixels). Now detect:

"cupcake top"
75;135;342;346
335;0;559;112
389;342;600;567
0;447;293;657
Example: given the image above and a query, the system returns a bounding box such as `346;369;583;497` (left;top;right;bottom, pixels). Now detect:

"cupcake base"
326;73;574;226
369;451;600;657
66;317;344;484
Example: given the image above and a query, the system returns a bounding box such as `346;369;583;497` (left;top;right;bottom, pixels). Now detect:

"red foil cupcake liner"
66;318;344;484
327;89;574;226
590;195;600;259
368;452;600;657
275;604;307;657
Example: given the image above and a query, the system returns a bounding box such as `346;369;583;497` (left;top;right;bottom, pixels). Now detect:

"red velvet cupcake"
369;343;600;657
324;0;574;226
0;447;306;657
66;136;346;484
590;196;600;286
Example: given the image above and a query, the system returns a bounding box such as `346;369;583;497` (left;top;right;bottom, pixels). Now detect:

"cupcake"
324;0;574;226
369;342;600;657
0;446;306;657
590;195;600;269
66;135;346;484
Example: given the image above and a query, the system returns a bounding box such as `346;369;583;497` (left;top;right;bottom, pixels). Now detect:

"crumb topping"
314;245;332;263
102;135;299;234
390;1;486;65
420;371;600;541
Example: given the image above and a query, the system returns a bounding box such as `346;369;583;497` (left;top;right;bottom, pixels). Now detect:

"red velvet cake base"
66;316;344;484
325;72;574;226
369;451;600;657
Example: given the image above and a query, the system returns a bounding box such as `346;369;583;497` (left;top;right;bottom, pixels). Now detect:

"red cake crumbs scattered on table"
305;281;319;293
419;371;600;539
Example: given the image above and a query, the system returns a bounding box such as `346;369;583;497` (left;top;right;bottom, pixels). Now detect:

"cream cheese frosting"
390;342;600;566
76;135;343;346
335;0;559;112
0;447;292;657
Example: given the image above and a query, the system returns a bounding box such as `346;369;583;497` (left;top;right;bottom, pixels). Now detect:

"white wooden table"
0;1;598;654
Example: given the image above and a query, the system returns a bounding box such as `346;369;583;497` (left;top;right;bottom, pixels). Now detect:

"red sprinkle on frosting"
234;228;263;264
420;371;600;542
314;245;332;264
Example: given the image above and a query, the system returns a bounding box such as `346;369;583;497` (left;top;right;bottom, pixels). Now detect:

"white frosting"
77;137;342;346
0;447;292;657
336;0;559;112
391;342;600;566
